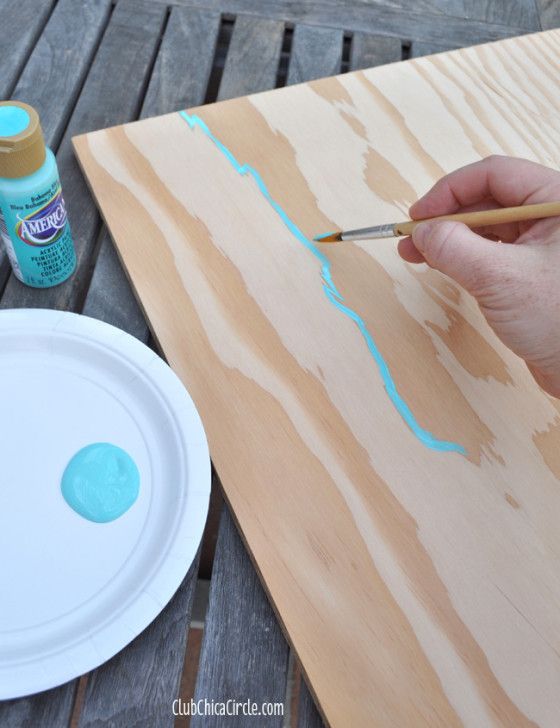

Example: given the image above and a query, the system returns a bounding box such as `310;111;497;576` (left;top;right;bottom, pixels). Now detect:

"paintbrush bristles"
313;231;342;243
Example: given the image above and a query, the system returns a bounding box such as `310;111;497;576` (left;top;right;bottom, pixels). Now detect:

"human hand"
398;155;560;397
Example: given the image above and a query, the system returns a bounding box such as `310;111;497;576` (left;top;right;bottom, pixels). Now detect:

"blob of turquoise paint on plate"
61;443;140;523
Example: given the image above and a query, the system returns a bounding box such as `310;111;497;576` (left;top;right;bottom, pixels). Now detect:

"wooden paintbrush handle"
394;201;560;237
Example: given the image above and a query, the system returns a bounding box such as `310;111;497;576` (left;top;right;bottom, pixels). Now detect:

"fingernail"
412;222;432;251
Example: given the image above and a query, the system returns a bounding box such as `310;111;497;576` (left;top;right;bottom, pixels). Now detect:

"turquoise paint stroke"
179;110;466;455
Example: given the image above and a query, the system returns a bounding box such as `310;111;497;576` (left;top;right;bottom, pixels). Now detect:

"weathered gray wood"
0;0;111;306
151;0;541;30
0;251;5;291
536;0;560;29
142;6;221;117
411;39;462;57
78;557;200;728
218;16;285;100
287;25;343;85
0;0;55;98
461;0;540;29
83;5;222;341
10;0;112;151
405;0;541;30
350;32;402;70
0;255;11;295
192;508;289;728
0;0;167;312
412;0;540;28
199;468;224;578
298;681;325;728
149;0;529;45
0;682;76;728
0;0;55;283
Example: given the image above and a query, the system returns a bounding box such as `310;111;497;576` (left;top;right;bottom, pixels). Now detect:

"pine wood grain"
74;29;560;727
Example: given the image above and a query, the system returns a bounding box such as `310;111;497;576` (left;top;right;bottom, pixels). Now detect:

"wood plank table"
0;1;558;726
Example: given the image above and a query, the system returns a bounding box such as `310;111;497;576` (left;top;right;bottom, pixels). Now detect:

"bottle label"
16;188;68;246
0;177;76;288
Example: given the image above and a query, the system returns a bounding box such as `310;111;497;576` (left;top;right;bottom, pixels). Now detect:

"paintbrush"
313;201;560;243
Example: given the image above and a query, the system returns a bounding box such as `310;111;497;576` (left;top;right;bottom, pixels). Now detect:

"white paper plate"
0;309;210;699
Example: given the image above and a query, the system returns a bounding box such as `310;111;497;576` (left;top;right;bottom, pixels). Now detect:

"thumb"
412;220;510;295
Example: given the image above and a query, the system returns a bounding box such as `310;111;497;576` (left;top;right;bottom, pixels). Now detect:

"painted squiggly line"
179;110;465;455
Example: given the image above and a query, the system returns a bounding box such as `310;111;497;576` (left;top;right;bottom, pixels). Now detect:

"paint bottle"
0;101;76;288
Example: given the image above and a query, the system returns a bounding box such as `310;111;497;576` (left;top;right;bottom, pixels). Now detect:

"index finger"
410;155;560;219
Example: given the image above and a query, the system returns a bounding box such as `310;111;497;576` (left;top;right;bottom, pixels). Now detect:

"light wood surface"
74;29;560;727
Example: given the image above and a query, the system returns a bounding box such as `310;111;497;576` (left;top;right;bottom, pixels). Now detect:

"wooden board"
74;30;560;727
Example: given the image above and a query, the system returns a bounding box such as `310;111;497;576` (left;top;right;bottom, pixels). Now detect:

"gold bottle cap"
0;101;46;179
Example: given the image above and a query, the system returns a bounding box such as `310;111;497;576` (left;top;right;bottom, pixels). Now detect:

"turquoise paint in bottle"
0;101;76;288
